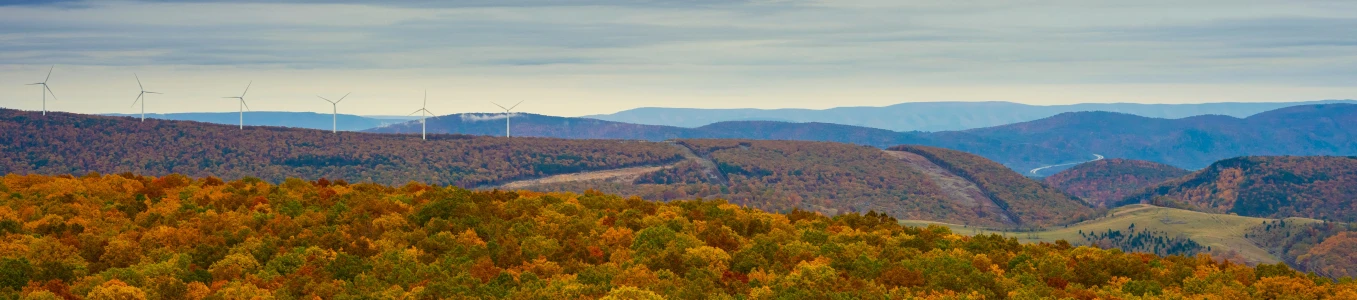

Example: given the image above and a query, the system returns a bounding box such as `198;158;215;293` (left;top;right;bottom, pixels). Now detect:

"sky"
0;0;1354;117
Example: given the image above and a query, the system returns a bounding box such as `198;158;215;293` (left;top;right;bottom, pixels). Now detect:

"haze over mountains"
104;112;417;132
587;100;1357;131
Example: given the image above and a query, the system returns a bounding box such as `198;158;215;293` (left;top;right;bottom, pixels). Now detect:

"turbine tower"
318;92;350;134
223;82;252;130
408;90;437;140
130;74;161;121
491;101;523;138
27;66;57;116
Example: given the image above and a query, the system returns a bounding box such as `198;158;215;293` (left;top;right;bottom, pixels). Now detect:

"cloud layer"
1;0;1354;116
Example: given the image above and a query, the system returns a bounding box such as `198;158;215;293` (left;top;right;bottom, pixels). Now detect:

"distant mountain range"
370;104;1357;173
103;111;418;131
962;103;1357;171
586;100;1357;131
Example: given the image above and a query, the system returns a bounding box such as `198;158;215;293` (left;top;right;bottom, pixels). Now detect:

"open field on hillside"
497;165;671;189
901;204;1323;265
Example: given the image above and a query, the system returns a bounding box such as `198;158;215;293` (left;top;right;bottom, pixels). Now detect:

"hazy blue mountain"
370;104;1357;175
585;100;1357;131
104;112;418;131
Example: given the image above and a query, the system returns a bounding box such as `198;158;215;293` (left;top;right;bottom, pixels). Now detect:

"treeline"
1043;159;1190;207
1247;220;1357;279
0;109;684;187
1079;225;1205;257
2;173;1355;299
1122;156;1357;222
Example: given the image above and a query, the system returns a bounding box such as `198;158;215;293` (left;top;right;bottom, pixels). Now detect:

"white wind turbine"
130;74;161;121
318;92;350;134
491;101;523;138
408;90;437;140
27;66;57;116
223;82;252;130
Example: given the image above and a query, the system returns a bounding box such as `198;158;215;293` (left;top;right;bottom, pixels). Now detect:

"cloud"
461;113;519;122
0;0;1354;116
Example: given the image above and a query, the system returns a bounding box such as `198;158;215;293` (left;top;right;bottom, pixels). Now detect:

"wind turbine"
27;66;57;116
130;74;161;121
408;90;437;140
491;101;523;138
318;92;350;134
223;81;251;130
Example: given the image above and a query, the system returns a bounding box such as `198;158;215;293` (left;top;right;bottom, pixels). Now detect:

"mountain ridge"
587;100;1357;131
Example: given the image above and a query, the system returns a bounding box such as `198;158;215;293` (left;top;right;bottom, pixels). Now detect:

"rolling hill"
0;109;685;187
1119;156;1357;222
1043;159;1190;207
105;111;417;131
587;100;1357;131
506;140;1095;228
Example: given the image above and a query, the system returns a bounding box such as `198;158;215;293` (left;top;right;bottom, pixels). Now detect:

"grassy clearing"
901;204;1322;264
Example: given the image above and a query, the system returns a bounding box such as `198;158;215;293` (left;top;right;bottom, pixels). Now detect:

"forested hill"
1119;156;1357;222
517;140;1095;228
3;174;1352;298
1044;159;1190;207
0;109;685;187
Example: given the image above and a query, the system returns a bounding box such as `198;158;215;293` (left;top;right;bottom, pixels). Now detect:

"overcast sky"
1;0;1354;116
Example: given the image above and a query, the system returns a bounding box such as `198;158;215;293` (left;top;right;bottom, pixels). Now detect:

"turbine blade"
135;73;143;90
241;100;251;111
131;92;143;107
241;81;251;97
491;102;508;111
318;96;334;103
507;100;523;111
44;84;56;100
423;109;438;116
44;66;53;83
336;92;350;104
423;90;428;108
408;109;423;116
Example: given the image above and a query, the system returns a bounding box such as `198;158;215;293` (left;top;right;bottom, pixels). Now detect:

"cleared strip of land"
498;165;670;189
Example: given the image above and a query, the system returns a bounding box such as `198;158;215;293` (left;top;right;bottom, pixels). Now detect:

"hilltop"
1044;159;1190;207
1119;156;1357;222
